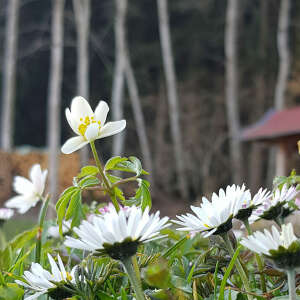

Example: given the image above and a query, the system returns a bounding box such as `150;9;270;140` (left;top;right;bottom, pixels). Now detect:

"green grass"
2;218;35;241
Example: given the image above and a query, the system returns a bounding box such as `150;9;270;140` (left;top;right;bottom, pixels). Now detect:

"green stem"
221;232;253;300
287;269;296;300
111;176;138;188
0;228;6;250
122;257;145;300
90;140;120;212
244;219;267;293
35;195;50;263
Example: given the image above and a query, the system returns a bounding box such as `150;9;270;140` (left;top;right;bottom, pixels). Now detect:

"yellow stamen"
77;115;101;137
66;272;72;281
203;223;210;228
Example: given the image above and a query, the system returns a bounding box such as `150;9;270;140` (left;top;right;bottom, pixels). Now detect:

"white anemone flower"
250;184;299;223
5;164;48;214
240;223;300;270
65;206;170;260
15;254;76;300
61;96;126;154
0;208;14;220
174;184;244;237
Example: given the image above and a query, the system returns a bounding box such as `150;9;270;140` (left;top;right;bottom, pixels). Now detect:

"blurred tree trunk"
225;0;242;184
47;0;65;208
124;55;153;181
112;0;126;157
1;0;19;151
112;0;153;181
274;0;291;110
269;0;291;178
157;0;188;198
250;0;268;191
73;0;91;166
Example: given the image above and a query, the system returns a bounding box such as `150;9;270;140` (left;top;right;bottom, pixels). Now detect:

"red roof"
241;106;300;141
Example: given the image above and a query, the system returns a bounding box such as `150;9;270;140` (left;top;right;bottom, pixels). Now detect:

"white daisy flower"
235;187;271;221
240;223;300;269
65;206;169;260
250;184;299;223
174;184;244;237
5;164;48;214
61;96;126;154
15;253;76;300
0;208;14;220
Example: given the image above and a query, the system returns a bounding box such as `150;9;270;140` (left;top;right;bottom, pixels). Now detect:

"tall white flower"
174;184;244;237
250;184;299;223
0;208;14;220
240;223;300;269
65;206;169;260
61;96;126;154
5;164;47;214
15;254;76;300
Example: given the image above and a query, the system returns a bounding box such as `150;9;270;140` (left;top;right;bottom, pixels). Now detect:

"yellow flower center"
78;116;101;137
66;272;72;281
203;223;210;228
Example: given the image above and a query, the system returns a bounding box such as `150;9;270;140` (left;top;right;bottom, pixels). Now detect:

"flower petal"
70;96;93;121
85;123;100;141
29;164;46;196
61;136;89;154
13;176;34;195
66;108;80;135
5;195;35;214
98;120;126;139
95;101;109;125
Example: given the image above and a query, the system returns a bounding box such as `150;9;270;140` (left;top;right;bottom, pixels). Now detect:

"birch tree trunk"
250;0;268;190
274;0;291;110
73;0;91;166
225;0;242;184
124;55;153;181
1;0;19;151
273;0;291;177
112;0;126;157
47;0;65;207
157;0;188;198
112;0;153;181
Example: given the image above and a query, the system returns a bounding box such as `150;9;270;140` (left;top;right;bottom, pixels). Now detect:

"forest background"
0;0;299;217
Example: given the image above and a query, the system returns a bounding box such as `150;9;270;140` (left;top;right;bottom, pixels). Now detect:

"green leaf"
0;283;24;300
78;175;100;188
128;179;151;210
218;245;241;300
121;287;128;300
96;291;114;300
105;156;128;171
56;187;78;210
56;187;80;235
65;190;81;220
162;236;188;258
7;227;38;250
106;156;148;176
77;165;99;179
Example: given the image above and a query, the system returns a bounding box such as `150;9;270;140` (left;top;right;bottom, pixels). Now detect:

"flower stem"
221;232;253;300
90;141;120;212
122;257;145;300
287;269;296;300
35;195;50;263
244;219;267;293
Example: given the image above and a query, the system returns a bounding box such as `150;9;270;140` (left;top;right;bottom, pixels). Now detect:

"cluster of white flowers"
9;96;300;298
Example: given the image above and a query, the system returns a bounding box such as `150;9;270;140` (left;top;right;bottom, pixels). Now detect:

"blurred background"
1;0;300;217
